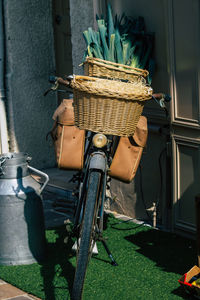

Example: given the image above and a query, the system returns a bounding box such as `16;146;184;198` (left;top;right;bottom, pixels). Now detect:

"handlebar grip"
152;93;171;102
48;76;72;87
163;94;171;102
49;76;57;83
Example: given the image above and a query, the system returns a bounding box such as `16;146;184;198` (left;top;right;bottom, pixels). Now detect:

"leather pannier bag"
108;116;148;183
50;98;85;170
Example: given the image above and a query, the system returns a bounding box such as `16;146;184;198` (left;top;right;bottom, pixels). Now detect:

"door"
52;0;73;102
167;0;200;236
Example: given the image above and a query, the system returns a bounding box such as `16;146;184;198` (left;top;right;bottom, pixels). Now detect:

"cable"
138;163;152;221
139;146;167;223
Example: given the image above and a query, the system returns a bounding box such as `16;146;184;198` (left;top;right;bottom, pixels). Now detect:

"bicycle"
47;75;171;300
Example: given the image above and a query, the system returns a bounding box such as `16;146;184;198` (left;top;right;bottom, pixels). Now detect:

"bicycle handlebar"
47;75;171;104
49;76;71;87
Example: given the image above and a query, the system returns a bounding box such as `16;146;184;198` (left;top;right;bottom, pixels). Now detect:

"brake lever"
44;75;74;96
44;80;59;96
152;94;169;118
159;97;166;109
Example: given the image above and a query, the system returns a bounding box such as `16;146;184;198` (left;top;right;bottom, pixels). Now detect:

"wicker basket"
71;76;152;137
83;57;149;82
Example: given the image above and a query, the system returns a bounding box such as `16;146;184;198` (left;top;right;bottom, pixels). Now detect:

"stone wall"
3;0;57;168
69;0;94;74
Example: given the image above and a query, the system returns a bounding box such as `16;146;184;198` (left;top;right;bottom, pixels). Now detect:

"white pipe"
0;0;9;154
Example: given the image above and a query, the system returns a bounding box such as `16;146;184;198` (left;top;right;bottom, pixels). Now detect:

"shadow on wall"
110;131;167;224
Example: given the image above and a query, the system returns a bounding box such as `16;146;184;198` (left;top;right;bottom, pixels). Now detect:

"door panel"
171;0;200;125
168;0;200;235
173;136;200;232
53;0;72;79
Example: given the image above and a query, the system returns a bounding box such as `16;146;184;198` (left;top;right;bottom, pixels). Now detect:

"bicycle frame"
45;76;171;300
73;132;109;237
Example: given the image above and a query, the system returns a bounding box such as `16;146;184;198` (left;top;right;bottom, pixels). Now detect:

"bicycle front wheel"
71;170;102;300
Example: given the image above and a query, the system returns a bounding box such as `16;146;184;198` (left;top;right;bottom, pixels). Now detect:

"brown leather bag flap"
133;116;148;147
109;137;143;182
57;125;85;170
108;115;148;183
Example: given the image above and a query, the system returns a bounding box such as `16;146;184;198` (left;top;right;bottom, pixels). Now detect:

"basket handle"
84;57;149;76
74;75;100;81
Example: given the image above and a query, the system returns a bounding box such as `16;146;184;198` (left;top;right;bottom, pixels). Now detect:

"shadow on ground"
40;226;75;300
125;228;198;299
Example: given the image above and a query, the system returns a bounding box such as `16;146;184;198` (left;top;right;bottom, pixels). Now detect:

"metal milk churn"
0;152;49;265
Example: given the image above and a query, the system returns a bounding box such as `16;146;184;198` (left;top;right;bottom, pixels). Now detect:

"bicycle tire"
71;171;102;300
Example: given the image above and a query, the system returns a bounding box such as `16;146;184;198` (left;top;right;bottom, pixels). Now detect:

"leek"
83;30;92;46
127;45;136;65
107;3;115;45
82;3;155;82
96;31;101;46
108;34;115;62
130;55;140;68
88;27;104;59
90;42;104;60
98;20;109;61
114;28;123;64
122;40;131;65
87;45;93;57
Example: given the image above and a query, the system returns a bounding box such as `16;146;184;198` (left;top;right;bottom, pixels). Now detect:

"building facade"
1;0;199;237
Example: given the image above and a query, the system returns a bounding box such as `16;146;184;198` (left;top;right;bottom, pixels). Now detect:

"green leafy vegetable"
82;3;155;83
107;3;115;46
98;20;109;61
114;28;123;64
108;34;115;62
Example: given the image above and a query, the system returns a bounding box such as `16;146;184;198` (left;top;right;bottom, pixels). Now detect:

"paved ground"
0;168;77;300
0;279;40;300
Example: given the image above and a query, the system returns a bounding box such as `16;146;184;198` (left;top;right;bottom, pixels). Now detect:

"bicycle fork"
89;152;118;267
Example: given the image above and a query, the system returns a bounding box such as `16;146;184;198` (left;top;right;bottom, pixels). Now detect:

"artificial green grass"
0;215;197;300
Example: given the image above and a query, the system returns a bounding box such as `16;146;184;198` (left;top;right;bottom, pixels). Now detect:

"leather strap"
53;99;74;125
